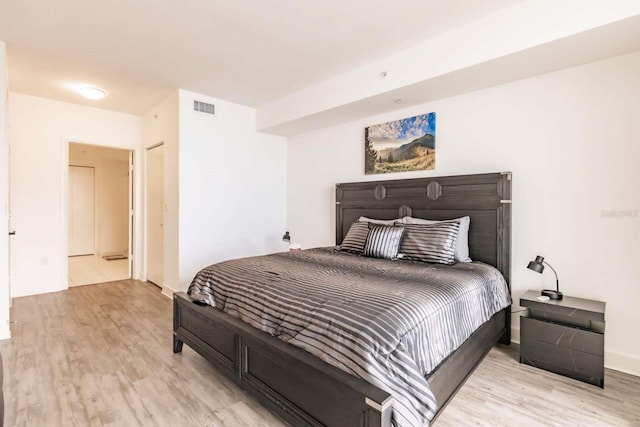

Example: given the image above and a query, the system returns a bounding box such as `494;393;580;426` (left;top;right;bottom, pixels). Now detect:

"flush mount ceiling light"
77;85;107;100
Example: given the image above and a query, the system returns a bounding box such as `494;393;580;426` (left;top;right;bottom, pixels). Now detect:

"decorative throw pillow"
398;222;461;265
338;221;370;254
358;216;401;225
363;224;405;260
402;216;471;262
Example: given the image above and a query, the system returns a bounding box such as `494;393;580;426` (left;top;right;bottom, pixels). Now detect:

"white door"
146;144;164;286
68;166;95;256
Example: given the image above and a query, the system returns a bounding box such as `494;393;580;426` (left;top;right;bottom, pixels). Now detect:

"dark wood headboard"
335;172;512;290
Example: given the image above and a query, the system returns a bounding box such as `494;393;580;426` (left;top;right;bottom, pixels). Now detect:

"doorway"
146;143;164;287
68;143;132;286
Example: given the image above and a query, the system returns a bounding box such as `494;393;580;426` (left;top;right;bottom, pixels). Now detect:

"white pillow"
358;216;401;225
402;216;471;263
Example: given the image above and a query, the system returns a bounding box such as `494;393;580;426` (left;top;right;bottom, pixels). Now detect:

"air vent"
194;100;215;115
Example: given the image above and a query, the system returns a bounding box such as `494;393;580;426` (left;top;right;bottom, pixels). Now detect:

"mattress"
188;247;510;426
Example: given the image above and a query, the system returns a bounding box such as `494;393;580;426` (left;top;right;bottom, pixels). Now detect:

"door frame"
144;142;164;286
61;140;136;289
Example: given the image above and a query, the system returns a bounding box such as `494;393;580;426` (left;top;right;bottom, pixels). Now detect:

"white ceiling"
263;14;640;135
0;0;525;115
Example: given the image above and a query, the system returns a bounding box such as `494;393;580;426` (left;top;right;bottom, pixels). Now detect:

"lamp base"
541;289;563;300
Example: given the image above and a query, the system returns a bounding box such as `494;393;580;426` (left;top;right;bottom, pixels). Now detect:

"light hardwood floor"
68;255;129;287
436;345;640;426
1;280;286;427
1;280;639;426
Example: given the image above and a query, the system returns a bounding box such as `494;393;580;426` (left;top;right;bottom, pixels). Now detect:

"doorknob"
8;231;16;236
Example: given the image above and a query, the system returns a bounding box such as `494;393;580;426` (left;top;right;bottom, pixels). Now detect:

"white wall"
8;93;142;297
69;143;130;256
287;51;640;376
176;89;287;291
0;42;11;339
141;92;179;296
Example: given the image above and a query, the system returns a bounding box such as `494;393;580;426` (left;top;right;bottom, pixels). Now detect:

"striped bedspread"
187;247;510;427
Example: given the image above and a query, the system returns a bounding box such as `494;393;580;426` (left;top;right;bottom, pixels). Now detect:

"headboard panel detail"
335;172;512;289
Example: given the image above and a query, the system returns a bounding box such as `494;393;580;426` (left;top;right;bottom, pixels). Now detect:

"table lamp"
527;255;563;300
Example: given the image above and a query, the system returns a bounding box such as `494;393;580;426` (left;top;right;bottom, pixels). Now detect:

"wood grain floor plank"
1;279;638;426
436;345;640;426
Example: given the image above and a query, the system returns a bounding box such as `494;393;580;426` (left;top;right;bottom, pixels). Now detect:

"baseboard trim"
605;351;640;377
161;285;175;300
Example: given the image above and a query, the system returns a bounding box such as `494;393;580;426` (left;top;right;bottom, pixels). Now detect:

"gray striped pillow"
338;221;370;254
363;224;405;260
398;222;460;265
401;216;471;262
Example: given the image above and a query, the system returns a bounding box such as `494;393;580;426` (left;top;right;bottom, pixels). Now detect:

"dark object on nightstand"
527;255;563;300
520;290;605;387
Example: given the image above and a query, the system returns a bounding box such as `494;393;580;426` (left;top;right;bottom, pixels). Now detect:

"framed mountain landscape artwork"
365;112;436;174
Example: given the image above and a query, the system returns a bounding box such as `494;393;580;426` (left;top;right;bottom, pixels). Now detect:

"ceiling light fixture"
77;85;107;100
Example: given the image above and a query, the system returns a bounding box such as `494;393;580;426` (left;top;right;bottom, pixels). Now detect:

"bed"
173;172;512;427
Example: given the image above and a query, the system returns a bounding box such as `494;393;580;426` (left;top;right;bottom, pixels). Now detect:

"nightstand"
519;290;605;387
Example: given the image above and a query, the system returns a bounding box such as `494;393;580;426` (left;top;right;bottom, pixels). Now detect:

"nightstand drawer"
520;338;604;387
521;316;604;356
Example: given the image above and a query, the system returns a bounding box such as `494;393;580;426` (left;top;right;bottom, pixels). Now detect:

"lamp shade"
527;255;545;274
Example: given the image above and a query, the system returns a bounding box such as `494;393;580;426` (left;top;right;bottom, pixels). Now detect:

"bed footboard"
173;292;392;427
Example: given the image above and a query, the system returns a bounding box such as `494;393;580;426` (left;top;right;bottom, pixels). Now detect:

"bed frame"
173;172;512;427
